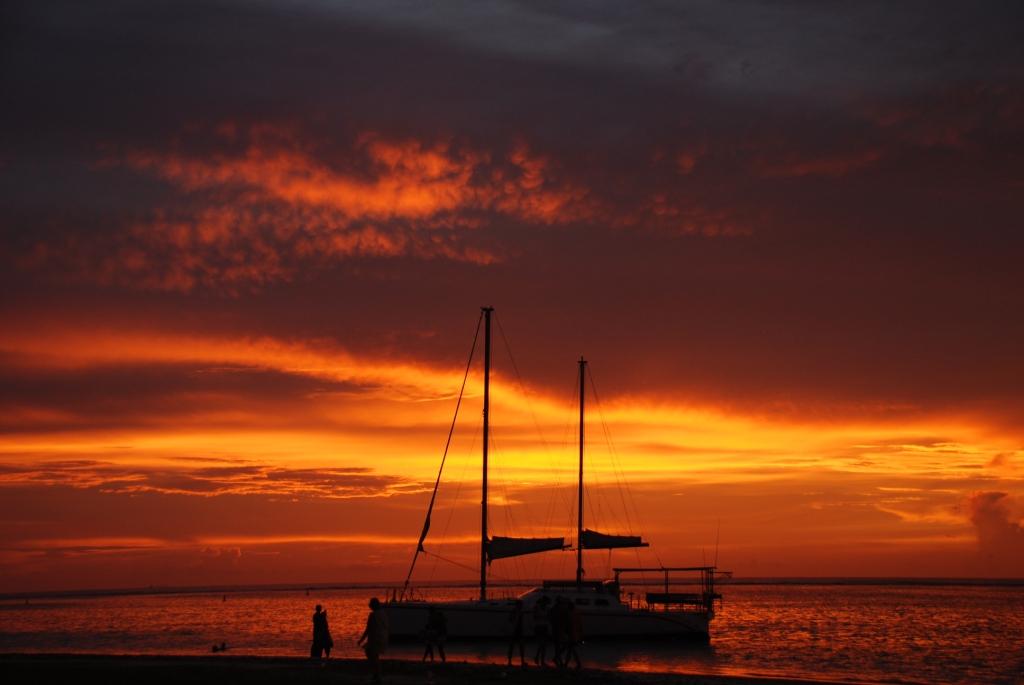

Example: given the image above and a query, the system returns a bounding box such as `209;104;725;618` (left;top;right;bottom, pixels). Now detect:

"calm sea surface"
1;583;1022;684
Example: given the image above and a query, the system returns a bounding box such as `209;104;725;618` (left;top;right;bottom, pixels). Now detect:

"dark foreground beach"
0;654;856;685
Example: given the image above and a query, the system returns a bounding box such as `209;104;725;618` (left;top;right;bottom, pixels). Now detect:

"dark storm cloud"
0;361;377;434
2;0;1024;422
325;0;1024;95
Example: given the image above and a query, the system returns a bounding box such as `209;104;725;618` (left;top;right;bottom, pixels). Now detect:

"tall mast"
577;356;586;587
480;306;493;601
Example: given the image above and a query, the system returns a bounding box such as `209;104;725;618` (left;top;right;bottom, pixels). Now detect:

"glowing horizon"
2;316;1021;591
3;1;1023;593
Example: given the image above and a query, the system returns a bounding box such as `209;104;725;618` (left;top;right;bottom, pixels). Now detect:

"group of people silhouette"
510;596;583;669
310;598;388;683
311;593;583;682
423;595;583;670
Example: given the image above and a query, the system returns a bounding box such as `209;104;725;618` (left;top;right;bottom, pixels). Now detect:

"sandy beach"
0;654;859;685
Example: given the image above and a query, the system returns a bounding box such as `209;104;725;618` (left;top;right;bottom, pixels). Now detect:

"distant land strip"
2;577;1022;601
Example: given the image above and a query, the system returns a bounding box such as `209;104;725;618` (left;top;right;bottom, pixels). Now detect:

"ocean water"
1;583;1022;684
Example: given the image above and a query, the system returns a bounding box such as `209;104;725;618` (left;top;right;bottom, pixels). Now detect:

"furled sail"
488;536;567;561
580;528;649;549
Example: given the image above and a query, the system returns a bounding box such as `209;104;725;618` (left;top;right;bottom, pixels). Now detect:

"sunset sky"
2;1;1023;593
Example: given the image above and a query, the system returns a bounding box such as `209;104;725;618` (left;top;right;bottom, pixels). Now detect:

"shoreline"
0;653;866;685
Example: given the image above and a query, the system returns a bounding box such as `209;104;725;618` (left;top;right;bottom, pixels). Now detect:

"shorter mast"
577;356;586;587
480;306;493;602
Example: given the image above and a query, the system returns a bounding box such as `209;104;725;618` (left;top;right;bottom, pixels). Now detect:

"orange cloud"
130;135;489;221
22;126;762;292
91;130;596;291
3;324;1021;482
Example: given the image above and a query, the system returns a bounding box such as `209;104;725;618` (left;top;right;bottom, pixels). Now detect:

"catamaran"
384;307;722;640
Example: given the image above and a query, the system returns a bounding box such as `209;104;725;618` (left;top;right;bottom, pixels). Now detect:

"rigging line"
490;420;531;541
429;415;480;584
582;369;614;536
494;312;553;454
490;430;539;583
487;429;524;581
494;312;572;531
422;550;516;583
560;361;580;453
586;365;633;534
585;475;602;538
401;310;483;599
587;366;646;540
557;366;581;544
421;549;481;577
548;368;580;545
714;518;721;568
586;367;658;583
565;365;583;542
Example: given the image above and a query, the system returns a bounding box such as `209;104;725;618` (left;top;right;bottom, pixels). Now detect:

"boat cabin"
519;580;625;610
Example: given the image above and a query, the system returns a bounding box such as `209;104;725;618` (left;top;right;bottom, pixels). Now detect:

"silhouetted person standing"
506;599;527;667
358;597;388;683
310;604;333;659
549;597;568;668
422;608;447;663
565;601;582;670
532;596;551;666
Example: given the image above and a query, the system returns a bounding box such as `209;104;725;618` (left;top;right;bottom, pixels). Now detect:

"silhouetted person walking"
532;596;551;666
358;597;388;683
321;608;334;658
310;604;333;660
422;608;447;663
506;599;527;667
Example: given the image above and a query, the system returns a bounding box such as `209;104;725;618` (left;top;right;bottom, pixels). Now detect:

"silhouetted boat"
384;307;722;640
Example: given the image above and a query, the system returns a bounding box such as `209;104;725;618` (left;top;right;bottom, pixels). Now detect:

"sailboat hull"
384;597;711;641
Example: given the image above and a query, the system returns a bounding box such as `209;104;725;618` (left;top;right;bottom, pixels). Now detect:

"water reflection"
387;639;717;675
1;583;1022;684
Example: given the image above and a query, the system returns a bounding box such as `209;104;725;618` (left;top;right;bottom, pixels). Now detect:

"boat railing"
613;566;729;613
